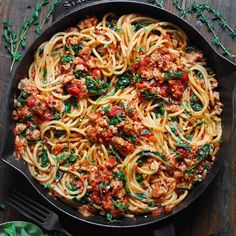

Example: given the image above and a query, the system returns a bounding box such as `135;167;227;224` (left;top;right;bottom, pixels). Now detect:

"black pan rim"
2;0;236;228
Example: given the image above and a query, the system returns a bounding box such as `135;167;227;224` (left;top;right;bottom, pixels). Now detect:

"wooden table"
0;0;236;235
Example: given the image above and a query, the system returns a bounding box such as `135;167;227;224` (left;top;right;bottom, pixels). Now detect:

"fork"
8;192;73;236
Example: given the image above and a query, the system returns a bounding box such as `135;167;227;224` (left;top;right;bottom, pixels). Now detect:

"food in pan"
13;13;222;219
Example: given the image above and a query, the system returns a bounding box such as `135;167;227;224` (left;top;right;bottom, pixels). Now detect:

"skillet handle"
53;0;96;20
53;0;150;20
152;222;176;236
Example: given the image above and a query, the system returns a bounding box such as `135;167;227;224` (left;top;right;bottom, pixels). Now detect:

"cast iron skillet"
1;0;236;231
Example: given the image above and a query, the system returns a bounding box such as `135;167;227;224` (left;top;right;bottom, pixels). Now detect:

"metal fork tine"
12;192;49;218
14;191;51;214
8;199;43;225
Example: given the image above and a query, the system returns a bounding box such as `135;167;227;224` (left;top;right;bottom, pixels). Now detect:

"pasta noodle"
13;13;222;219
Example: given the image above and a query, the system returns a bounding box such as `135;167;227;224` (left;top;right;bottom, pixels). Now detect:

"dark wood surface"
0;1;236;236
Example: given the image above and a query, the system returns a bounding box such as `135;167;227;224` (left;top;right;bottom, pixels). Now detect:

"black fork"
8;192;73;236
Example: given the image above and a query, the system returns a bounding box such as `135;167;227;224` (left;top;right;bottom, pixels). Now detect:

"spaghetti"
13;13;222;219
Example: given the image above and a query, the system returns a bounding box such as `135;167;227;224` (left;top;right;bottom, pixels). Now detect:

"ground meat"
86;127;98;142
65;27;79;33
77;17;98;30
26;129;40;141
15;123;27;135
209;76;218;89
151;180;168;199
79;204;96;217
185;50;204;63
67;36;79;45
15;135;27;158
110;136;134;154
123;123;136;136
87;112;100;123
166;104;181;113
18;78;38;94
47;96;64;111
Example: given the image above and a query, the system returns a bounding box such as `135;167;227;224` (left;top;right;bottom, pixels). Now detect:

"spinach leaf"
164;71;183;80
39;148;49;167
113;171;126;182
99;182;109;194
194;120;206;128
185;144;213;174
124;135;136;144
109;148;122;162
131;192;149;200
176;141;190;150
43;183;51;189
106;212;113;222
85;77;99;95
43;67;47;83
133;22;148;32
108;115;125;126
18;91;29;106
67;184;78;191
191;95;203;111
115;72;132;91
73;70;86;79
154;105;165;117
85;77;109;96
60;54;73;64
71;43;83;56
56;170;63;182
112;199;129;210
135;174;143;181
137;150;166;162
64;97;78;113
140;88;158;99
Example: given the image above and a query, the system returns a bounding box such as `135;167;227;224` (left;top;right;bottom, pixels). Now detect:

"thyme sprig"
9;0;49;72
36;0;61;34
2;0;60;73
148;0;236;58
149;0;164;9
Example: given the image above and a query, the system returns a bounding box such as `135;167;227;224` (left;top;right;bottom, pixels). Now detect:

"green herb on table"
36;0;62;35
2;0;61;73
